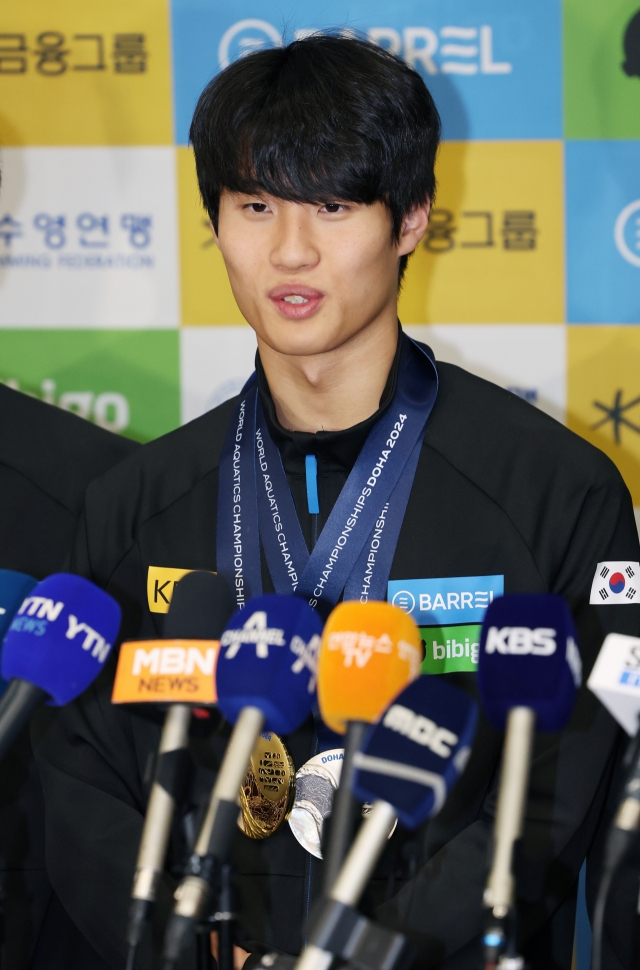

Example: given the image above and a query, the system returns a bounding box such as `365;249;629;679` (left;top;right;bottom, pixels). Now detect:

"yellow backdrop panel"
568;326;640;505
398;140;565;324
178;146;245;326
0;0;172;146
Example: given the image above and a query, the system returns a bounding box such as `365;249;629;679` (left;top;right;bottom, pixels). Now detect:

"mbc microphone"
296;674;478;970
163;594;323;967
123;571;234;966
317;600;422;889
0;573;121;762
0;570;38;696
477;594;580;969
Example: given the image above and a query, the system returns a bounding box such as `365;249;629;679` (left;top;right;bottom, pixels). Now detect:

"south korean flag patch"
590;562;640;605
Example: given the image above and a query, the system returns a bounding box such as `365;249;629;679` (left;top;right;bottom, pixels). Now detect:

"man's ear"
209;219;221;250
396;199;431;256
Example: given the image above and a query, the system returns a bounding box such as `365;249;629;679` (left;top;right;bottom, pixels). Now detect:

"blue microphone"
477;594;581;969
0;573;121;762
163;594;323;967
295;676;478;970
0;570;38;696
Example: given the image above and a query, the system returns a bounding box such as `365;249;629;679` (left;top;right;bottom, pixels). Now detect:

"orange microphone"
317;600;422;889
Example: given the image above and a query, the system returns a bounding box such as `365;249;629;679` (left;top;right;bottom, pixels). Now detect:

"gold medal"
238;732;295;839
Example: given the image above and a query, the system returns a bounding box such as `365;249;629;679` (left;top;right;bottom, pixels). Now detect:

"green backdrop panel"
0;329;179;443
565;0;640;139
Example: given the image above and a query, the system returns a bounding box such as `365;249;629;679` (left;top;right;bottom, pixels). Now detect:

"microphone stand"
216;863;235;970
322;720;368;891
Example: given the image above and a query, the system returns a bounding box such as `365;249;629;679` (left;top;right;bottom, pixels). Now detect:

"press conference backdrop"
0;0;639;528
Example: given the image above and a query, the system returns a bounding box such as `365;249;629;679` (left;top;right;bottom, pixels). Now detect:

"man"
0;381;138;969
33;36;639;970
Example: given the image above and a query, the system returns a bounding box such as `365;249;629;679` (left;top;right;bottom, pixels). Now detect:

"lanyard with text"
217;333;438;613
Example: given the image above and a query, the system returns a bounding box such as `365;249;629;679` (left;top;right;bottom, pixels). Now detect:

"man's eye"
322;203;344;214
246;203;269;213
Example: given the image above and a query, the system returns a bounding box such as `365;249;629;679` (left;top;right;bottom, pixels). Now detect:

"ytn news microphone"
477;594;581;970
317;600;422;890
122;571;234;968
0;572;121;762
587;632;640;970
295;674;478;970
0;570;38;696
163;593;323;967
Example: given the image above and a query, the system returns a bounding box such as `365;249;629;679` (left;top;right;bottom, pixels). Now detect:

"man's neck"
257;319;399;433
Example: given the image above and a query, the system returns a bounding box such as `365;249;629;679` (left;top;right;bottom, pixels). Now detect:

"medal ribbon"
217;334;438;612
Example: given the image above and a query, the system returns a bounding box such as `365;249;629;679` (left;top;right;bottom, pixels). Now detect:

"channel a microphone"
296;674;478;970
317;600;422;890
122;571;234;963
163;594;323;967
0;570;38;696
0;573;121;762
477;594;580;968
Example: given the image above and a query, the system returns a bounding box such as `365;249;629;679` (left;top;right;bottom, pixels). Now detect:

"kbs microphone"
587;633;640;970
0;573;121;762
0;570;37;696
163;594;323;967
123;571;234;968
296;674;478;970
317;601;422;889
477;594;581;969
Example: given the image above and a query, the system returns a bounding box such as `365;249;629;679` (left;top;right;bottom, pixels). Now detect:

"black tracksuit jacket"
31;340;640;970
0;383;139;970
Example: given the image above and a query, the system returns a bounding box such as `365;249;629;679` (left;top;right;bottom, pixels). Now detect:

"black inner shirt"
256;328;403;553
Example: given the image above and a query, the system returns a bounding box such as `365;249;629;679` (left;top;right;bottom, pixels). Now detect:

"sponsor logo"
623;10;640;80
590;562;640;605
3;378;130;433
389;575;504;626
217;21;512;77
420;624;481;676
592;391;640;445
147;566;212;614
485;626;557;656
326;629;420;675
383;703;459;758
614;200;640;268
111;639;218;704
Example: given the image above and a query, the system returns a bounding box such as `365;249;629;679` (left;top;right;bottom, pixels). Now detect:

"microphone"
163;593;323;967
477;594;581;969
587;633;640;970
0;572;121;762
0;570;38;696
123;571;234;965
296;674;478;970
317;600;422;889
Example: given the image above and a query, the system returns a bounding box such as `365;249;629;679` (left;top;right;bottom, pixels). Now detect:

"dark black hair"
190;34;441;282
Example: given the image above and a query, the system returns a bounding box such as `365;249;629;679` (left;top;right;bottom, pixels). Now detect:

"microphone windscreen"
164;571;234;640
216;594;323;734
1;573;121;705
0;570;38;641
587;633;640;736
352;675;477;828
317;601;422;734
478;594;581;732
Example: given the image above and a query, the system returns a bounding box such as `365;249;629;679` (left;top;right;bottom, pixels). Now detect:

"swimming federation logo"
590;561;640;604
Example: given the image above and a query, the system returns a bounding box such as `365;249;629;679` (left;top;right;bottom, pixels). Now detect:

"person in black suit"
0;381;139;969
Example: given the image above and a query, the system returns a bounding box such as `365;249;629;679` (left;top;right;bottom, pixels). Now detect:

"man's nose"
270;210;320;271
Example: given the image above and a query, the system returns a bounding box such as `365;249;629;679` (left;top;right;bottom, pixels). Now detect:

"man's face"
213;191;425;358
